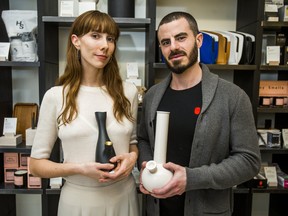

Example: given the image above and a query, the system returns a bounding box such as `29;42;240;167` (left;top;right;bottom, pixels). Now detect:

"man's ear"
71;34;80;49
196;33;203;48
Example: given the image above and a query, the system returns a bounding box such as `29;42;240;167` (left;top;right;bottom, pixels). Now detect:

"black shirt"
156;82;202;216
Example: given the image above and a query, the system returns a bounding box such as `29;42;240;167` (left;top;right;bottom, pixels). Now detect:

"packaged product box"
259;80;288;97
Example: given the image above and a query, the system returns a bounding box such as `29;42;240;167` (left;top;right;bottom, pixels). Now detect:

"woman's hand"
98;151;138;182
79;162;115;181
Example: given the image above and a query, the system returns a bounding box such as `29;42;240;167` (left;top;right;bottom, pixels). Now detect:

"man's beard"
165;42;198;74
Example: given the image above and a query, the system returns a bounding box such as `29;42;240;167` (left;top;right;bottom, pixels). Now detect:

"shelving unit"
0;144;36;214
153;63;258;71
1;0;40;213
236;1;288;215
0;0;12;142
1;0;288;215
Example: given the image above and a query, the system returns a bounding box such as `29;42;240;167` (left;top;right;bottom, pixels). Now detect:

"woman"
30;10;139;216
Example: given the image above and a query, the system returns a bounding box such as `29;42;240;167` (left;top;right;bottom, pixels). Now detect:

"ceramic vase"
95;112;116;169
141;111;173;192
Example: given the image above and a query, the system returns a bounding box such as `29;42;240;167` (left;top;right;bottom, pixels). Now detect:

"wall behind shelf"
156;0;237;30
9;0;39;107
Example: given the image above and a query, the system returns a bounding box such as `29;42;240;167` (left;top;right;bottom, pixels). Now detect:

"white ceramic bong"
141;111;173;192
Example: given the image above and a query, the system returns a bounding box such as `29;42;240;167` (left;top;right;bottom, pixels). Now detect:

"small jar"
14;170;28;188
259;97;272;106
273;97;284;106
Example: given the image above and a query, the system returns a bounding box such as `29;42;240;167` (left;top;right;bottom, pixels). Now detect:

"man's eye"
177;36;186;41
161;41;170;46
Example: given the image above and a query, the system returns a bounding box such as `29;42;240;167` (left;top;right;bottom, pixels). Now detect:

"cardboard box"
27;157;42;188
20;153;30;167
277;172;288;188
279;5;288;22
0;134;22;146
4;152;19;168
25;128;36;146
4;168;17;183
241;174;268;188
28;174;42;188
79;1;96;15
259;80;288;97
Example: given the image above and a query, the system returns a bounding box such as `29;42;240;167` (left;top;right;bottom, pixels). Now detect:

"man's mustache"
168;51;186;60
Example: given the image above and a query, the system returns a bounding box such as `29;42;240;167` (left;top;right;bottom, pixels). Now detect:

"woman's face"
72;31;116;70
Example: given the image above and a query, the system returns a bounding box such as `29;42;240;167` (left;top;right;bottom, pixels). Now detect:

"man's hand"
150;162;186;198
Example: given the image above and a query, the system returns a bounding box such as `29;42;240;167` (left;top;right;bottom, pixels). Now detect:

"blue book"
200;32;218;64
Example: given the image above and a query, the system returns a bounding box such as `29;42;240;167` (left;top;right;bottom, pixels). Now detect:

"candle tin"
14;170;28;188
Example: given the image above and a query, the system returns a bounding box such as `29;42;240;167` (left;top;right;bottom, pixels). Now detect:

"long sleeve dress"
31;82;140;216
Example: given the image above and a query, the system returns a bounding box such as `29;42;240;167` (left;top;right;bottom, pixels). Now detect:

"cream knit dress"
31;82;140;216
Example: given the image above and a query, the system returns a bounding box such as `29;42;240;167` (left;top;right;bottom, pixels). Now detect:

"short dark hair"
158;11;199;36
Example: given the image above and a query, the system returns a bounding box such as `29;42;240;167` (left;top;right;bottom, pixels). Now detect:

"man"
137;11;261;216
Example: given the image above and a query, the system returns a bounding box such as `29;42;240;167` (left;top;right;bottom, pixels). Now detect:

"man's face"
158;18;201;74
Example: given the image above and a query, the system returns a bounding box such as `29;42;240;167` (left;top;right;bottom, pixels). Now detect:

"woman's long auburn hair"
56;10;134;126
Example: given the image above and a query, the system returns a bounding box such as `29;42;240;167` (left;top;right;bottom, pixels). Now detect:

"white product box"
79;1;96;15
26;128;37;146
266;46;280;65
59;0;78;17
0;134;22;146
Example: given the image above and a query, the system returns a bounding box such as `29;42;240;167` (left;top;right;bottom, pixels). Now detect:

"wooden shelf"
42;16;151;28
153;63;257;70
257;107;288;113
252;186;288;194
45;188;61;195
260;65;288;71
233;187;250;194
261;21;288;29
260;147;288;154
0;183;42;195
0;142;31;153
0;61;40;67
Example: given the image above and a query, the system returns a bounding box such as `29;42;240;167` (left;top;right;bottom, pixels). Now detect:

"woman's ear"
71;34;80;49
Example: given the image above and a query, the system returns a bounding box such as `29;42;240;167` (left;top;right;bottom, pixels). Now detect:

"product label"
29;176;41;186
7;171;15;181
14;176;23;186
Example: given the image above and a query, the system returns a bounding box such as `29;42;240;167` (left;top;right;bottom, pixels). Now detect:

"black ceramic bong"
95;112;117;170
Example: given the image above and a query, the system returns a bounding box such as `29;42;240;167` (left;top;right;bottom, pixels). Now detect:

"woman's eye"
107;37;115;43
92;33;100;39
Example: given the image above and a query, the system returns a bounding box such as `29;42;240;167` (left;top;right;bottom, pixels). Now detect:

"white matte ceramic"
142;160;173;192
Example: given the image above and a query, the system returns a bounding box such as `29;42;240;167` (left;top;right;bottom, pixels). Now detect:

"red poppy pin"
194;107;201;115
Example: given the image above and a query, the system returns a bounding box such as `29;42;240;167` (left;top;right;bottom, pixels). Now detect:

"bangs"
75;11;119;39
92;18;119;39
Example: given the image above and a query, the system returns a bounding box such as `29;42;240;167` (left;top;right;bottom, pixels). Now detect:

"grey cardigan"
137;63;261;216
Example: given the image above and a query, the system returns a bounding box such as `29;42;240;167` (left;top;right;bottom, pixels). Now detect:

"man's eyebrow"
160;32;188;43
174;32;188;38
